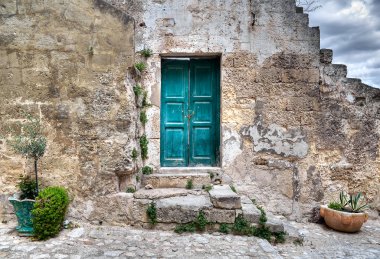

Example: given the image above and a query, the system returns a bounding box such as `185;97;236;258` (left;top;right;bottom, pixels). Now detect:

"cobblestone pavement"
0;220;379;259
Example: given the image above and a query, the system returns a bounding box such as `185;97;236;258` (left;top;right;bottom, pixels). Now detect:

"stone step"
240;195;284;232
142;173;211;189
208;185;241;209
159;167;222;175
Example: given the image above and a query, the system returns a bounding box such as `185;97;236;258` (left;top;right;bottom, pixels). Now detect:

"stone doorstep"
208;185;241;209
142;173;211;189
159;167;222;175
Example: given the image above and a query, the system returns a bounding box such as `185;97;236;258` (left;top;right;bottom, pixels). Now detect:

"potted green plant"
320;191;368;233
7;115;47;236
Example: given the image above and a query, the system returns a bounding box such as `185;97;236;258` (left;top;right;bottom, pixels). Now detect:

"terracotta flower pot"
320;205;368;233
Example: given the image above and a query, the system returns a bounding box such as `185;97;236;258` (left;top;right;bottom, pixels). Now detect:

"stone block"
209;185;241;209
0;0;17;16
142;173;211;189
134;188;202;200
131;198;152;223
266;217;285;233
204;208;236;224
320;49;333;64
240;196;261;223
156;194;213;223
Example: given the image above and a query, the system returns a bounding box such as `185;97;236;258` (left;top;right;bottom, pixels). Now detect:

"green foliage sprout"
140;48;153;58
186;179;193;189
202;184;213;192
133;84;144;97
32;186;69;240
131;148;138;161
146;202;157;225
230;185;237;193
328;202;342;211
140;111;148;126
140;135;148;160
134;62;147;72
174;211;209;233
219;223;230;234
18;175;37;200
126;187;135;193
142;166;153;175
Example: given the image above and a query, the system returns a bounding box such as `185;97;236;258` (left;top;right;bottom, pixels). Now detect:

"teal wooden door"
161;58;220;167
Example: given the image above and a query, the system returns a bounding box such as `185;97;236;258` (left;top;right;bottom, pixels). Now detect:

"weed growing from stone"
140;48;153;58
126;187;135;193
131;148;138;161
219;223;230;234
142;91;151;108
142;166;153;175
136;175;140;182
208;172;214;179
229;184;237;193
273;231;286;244
133;84;144;97
146;202;157;225
232;214;251;235
202;184;213;192
134;62;147;72
140;111;148;126
293;237;304;246
140;135;148;160
174;211;209;233
186;179;193;189
88;46;94;56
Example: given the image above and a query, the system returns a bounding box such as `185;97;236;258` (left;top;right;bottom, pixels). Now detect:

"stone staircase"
133;169;284;232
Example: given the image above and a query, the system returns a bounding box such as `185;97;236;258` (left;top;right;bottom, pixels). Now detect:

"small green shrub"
202;184;213;192
140;48;153;58
131;148;138;161
232;214;251;235
140;135;148;160
140;111;148;126
142;166;153;175
146;202;157;225
219;223;230;234
175;223;196;234
126;187;135;193
195;211;208;231
186;179;193;189
32;186;69;240
230;185;237;193
328;202;342;211
273;231;287;244
174;211;209;233
134;62;147;72
133;84;144;97
142;91;151;108
18;175;38;200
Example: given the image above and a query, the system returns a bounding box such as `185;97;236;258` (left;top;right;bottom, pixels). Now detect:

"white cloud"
308;0;380;88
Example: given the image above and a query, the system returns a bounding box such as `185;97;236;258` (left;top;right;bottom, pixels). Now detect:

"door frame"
160;55;221;167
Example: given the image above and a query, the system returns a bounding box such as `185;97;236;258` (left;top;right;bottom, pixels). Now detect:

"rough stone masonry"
0;0;379;224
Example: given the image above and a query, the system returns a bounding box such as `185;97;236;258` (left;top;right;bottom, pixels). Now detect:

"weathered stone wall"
104;0;380;220
1;0;379;224
0;0;136;221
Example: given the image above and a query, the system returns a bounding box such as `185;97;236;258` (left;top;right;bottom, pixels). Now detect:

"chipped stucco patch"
242;117;308;158
222;126;243;167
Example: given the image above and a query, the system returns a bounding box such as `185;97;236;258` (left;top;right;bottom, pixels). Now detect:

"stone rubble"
0;219;379;258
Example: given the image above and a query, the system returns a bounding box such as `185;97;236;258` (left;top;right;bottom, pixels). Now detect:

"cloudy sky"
308;0;380;88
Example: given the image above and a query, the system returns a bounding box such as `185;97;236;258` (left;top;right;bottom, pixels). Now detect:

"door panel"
161;58;220;167
189;59;219;166
160;60;189;166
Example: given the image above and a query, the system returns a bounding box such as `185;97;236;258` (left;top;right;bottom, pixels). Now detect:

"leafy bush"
18;175;38;200
186;179;193;189
126;187;135;193
140;48;153;58
142;166;153;175
32;186;69;240
134;62;147;72
140;111;148;126
219;223;230;234
140;135;149;160
146;202;157;225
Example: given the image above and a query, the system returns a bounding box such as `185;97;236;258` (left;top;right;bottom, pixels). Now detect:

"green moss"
140;111;148;126
142;166;153;175
140;135;148;160
186;179;193;189
146;202;157;225
32;187;69;240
